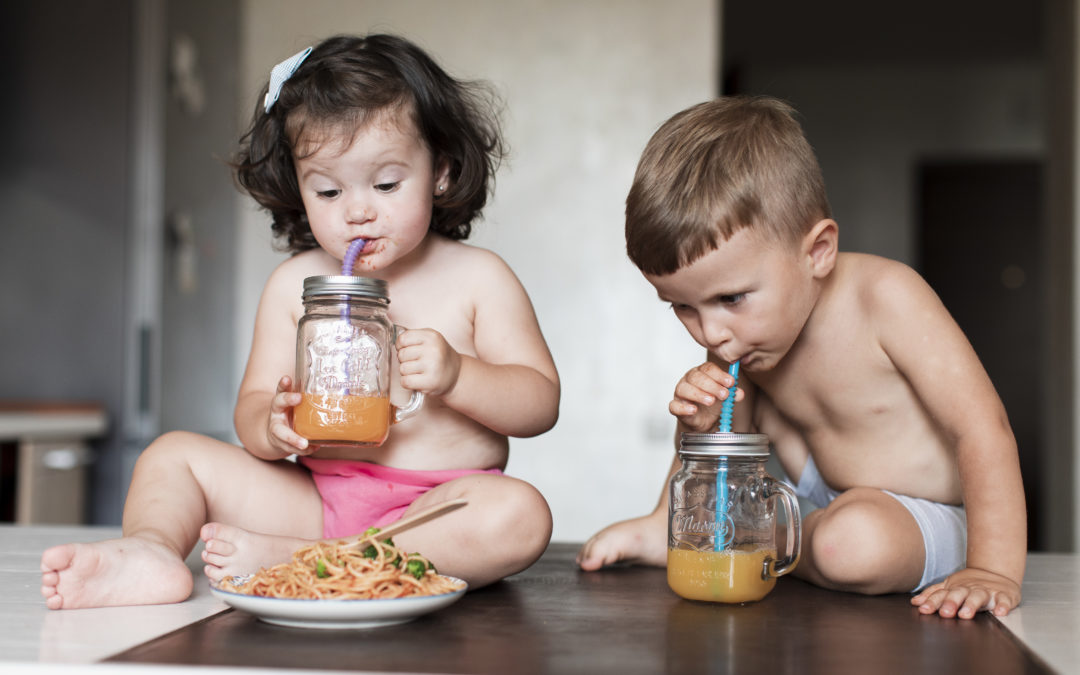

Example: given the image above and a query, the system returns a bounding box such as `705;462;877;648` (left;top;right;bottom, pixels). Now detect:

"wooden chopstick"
343;498;468;548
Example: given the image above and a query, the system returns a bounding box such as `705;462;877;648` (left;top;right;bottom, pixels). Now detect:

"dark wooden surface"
107;543;1051;674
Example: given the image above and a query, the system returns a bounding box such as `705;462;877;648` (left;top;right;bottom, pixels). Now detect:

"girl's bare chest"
389;294;476;352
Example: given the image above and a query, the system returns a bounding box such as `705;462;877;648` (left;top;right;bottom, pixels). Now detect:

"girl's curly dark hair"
233;34;506;254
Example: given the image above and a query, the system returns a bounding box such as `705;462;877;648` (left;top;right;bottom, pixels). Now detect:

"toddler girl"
40;33;560;609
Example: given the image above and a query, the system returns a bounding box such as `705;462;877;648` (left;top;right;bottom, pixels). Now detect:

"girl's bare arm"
234;260;309;460
427;253;560;438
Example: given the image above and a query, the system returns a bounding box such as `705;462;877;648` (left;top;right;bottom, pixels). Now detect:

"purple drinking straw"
339;239;366;319
342;239;366;275
340;239;366;395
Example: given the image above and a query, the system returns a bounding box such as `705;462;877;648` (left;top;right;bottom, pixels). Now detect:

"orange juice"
667;547;776;603
293;394;392;445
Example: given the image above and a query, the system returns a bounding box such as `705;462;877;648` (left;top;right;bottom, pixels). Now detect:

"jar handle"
390;324;424;423
763;477;801;578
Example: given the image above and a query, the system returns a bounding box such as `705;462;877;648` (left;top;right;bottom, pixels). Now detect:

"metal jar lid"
678;432;770;458
302;275;389;302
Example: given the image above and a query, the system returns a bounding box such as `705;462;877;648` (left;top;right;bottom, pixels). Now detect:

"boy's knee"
810;493;911;592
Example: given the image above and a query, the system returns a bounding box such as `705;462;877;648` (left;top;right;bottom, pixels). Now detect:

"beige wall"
234;0;718;541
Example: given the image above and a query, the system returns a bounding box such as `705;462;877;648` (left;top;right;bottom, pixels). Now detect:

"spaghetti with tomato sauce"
220;529;465;600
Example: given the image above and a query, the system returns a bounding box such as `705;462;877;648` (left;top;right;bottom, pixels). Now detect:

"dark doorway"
917;160;1044;549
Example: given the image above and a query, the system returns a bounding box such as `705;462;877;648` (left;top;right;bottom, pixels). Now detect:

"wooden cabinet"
0;403;106;524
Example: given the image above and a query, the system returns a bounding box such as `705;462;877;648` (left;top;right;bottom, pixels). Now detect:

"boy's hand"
576;512;667;571
397;328;462;397
268;375;310;456
910;566;1022;619
670;361;743;432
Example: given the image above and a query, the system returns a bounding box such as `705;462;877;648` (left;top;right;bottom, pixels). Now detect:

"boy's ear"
802;219;838;278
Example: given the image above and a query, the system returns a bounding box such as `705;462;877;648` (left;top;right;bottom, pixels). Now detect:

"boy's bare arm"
578;351;755;572
578;376;754;573
875;263;1025;615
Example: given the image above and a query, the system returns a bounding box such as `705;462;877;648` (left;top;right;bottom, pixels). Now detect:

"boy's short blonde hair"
625;96;831;275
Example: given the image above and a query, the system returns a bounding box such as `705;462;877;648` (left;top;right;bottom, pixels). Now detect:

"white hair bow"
263;46;312;113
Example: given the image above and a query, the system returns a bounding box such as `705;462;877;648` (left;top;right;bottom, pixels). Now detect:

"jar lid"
678;432;770;458
302;275;389;302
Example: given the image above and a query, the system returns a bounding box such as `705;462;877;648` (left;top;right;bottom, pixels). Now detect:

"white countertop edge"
2;662;451;675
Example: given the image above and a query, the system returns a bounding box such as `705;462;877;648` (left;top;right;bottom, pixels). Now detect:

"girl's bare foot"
200;522;311;582
40;537;193;609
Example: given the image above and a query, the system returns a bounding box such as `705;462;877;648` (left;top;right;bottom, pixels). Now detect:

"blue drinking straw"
718;361;739;433
715;361;739;551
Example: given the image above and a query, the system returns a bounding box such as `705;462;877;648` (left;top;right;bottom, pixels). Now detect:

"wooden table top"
106;543;1051;674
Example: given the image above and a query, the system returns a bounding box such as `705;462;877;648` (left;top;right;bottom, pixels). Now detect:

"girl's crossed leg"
202;472;553;589
39;431;323;609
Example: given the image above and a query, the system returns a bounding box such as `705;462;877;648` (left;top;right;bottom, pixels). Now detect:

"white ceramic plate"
210;576;468;630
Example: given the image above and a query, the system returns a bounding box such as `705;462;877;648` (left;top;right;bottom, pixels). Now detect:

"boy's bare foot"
40;537;194;609
200;522;310;582
576;515;667;571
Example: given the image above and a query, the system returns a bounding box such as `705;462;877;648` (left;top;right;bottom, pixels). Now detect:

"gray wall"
0;0;240;524
0;1;134;521
159;1;240;440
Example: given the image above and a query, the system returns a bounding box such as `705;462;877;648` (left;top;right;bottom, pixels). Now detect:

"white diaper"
794;455;967;592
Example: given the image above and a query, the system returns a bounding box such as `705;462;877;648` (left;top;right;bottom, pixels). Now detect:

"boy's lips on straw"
717;352;743;368
727;351;753;368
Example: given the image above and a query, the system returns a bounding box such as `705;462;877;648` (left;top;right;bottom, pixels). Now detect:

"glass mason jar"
667;432;801;603
293;275;423;448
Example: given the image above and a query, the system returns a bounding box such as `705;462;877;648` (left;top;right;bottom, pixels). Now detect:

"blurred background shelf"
0;402;107;525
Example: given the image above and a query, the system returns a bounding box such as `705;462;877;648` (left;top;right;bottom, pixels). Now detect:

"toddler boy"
577;96;1025;619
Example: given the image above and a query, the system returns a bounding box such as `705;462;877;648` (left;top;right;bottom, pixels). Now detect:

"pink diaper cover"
298;457;503;539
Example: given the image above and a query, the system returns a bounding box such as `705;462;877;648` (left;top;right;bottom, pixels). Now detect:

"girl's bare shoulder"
262;249;339;298
427;237;518;280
